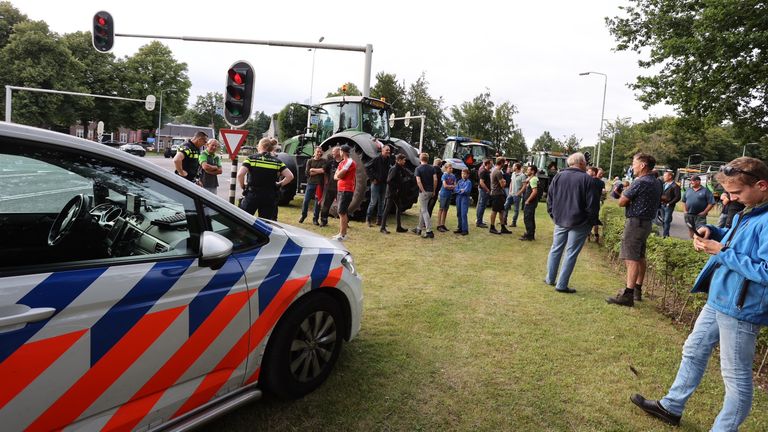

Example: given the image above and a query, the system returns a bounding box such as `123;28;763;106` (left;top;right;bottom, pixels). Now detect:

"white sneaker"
331;234;346;241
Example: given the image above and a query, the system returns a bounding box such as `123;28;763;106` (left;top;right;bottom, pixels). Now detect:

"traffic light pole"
4;85;151;123
115;33;374;97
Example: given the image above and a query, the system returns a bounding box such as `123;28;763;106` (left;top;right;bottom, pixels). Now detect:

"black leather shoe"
396;227;408;233
555;288;577;294
299;215;306;223
320;219;328;227
630;394;681;426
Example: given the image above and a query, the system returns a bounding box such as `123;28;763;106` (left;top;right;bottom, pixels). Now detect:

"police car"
0;122;362;431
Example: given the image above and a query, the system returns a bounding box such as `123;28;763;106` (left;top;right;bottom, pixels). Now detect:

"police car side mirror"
199;231;233;270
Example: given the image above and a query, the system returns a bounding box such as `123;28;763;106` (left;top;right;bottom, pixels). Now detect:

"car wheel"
260;293;344;399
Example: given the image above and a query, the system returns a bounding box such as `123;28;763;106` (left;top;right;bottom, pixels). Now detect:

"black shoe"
511;222;517;227
544;279;555;286
437;225;448;232
299;215;306;223
424;231;435;238
489;227;501;235
634;287;643;301
320;219;328;227
606;289;635;307
396;227;408;233
476;222;488;228
411;227;422;235
630;394;681;426
461;231;469;236
519;235;532;241
500;225;512;234
380;227;390;234
453;229;463;234
312;219;320;226
555;288;577;294
366;218;373;228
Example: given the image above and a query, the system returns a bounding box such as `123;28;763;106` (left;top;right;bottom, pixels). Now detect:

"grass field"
205;198;768;431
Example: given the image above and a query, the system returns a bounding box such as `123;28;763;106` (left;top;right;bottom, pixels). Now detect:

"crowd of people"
172;134;768;431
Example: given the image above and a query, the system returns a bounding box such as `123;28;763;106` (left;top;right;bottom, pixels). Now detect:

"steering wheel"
48;194;87;246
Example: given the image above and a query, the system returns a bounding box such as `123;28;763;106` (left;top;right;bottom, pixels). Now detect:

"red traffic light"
224;61;254;128
228;69;244;85
92;11;114;53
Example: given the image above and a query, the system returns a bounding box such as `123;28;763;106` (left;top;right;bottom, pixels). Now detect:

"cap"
340;144;352;153
691;175;701;181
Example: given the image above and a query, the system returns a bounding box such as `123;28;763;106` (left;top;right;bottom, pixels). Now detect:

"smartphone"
687;222;705;237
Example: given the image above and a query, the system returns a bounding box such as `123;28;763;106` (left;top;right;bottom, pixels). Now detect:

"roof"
444;136;494;147
158;123;215;139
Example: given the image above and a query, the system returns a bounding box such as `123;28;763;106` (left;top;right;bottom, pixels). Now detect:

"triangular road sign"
220;129;249;159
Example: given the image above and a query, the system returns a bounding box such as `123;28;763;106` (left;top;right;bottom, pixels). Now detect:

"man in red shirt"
333;144;356;240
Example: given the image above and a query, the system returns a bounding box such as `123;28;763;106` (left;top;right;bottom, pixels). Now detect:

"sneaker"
476;222;488;228
489;227;501;235
555;288;577;294
410;227;422;235
331;233;347;241
396;227;408;233
511;222;517;227
460;231;469;236
500;225;512;234
437;225;448;232
606;289;635;307
380;228;390;234
519;235;533;241
366;218;372;228
299;215;306;223
312;219;320;226
634;286;643;301
453;229;463;234
320;219;328;227
424;231;435;239
630;394;681;426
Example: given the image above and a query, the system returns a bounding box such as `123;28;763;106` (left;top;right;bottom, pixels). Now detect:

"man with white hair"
544;152;599;293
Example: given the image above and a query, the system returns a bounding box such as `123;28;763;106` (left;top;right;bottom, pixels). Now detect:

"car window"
203;205;266;249
0;138;200;272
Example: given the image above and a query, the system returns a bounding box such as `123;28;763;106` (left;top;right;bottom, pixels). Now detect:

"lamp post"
579;71;607;168
306;36;324;127
743;142;759;157
157;87;176;150
687;153;702;167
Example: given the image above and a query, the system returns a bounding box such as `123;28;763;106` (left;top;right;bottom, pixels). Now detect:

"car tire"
260;293;344;399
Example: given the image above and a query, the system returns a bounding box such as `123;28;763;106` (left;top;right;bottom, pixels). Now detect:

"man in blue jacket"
631;157;768;431
544;152;598;293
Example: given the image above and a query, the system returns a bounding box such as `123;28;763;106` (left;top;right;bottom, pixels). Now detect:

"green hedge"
599;205;768;376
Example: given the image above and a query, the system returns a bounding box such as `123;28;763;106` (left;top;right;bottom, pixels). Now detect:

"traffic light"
92;11;114;53
224;61;254;127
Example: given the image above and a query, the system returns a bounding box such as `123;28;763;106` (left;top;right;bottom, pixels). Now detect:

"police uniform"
177;140;201;182
240;152;288;220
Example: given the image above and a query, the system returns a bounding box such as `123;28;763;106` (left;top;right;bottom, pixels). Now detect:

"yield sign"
220;129;249;159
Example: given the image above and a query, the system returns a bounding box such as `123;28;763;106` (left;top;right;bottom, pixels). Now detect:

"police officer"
237;137;294;220
173;131;208;182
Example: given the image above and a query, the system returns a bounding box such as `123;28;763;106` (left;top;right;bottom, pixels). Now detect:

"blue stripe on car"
310;250;334;289
258;239;302;314
0;267;107;363
187;250;259;336
89;259;193;366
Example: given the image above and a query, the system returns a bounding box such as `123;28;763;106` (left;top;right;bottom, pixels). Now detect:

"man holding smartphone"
631;157;768;431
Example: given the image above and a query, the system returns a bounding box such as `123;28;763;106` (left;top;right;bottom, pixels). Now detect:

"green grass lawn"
205;198;768;431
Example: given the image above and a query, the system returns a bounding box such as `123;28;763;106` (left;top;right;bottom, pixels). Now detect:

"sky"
9;0;676;148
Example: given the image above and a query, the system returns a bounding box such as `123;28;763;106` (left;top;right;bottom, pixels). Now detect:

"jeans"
301;183;321;221
417;191;433;232
476;189;489;224
545;223;590;290
381;196;402;229
366;182;386;221
456;195;470;233
660;304;761;431
503;195;521;226
662;205;674;237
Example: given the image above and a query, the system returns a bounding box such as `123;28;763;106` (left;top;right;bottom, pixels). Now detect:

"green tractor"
525;151;569;199
279;95;421;219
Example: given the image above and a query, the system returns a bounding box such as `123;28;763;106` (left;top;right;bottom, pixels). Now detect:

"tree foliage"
531;131;561;152
277;103;308;141
401;73;448;156
370;72;407;138
606;0;768;136
326;82;362;97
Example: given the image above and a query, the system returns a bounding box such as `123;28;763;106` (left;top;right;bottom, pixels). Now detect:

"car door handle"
0;307;57;328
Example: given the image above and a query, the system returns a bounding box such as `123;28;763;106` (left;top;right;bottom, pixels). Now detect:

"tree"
277;103;308;141
187;92;225;132
326;82;362;97
607;0;768;136
0;1;27;48
490;101;522;156
559;134;582;154
0;20;85;128
531;131;561;152
402;73;447;155
450;91;494;139
370;72;407;138
119;41;191;130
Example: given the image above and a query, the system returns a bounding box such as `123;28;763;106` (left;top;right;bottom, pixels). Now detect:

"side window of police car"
0;141;199;270
203;206;265;249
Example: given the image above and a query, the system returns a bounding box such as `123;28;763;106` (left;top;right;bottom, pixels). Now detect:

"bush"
600;204;768;377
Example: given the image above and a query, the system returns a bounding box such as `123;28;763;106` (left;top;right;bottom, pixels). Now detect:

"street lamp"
306;36;324;128
687;153;702;167
743;142;759;157
579;71;607;168
157;87;176;150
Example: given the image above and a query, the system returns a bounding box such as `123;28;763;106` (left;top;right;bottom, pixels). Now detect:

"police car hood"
268;221;349;251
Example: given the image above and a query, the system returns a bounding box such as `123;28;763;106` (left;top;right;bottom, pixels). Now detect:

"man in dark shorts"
333;144;356;241
489;157;511;234
606;153;662;306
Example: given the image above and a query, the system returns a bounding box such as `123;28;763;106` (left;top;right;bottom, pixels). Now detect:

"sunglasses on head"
720;165;761;180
